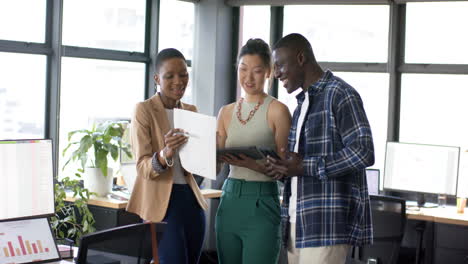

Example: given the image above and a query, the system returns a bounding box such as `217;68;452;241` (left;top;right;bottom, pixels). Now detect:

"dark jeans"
158;184;206;264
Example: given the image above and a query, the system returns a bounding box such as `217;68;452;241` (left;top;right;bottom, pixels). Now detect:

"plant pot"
83;168;113;197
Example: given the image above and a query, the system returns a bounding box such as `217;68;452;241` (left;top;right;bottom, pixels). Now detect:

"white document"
174;109;217;180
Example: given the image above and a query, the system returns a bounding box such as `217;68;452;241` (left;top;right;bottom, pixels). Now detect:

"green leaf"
109;144;119;161
95;148;108;177
78;135;93;154
62;142;72;157
123;148;133;159
104;135;113;144
79;152;88;170
107;124;123;138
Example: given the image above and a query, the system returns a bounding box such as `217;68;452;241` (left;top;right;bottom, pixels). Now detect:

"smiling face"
238;54;271;96
154;57;189;101
272;47;305;94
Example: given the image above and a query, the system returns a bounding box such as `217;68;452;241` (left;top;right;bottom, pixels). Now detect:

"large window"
0;0;46;43
399;74;468;148
0;52;46;140
62;0;146;52
158;0;195;59
401;2;468;197
406;2;468;64
58;58;145;176
158;0;195;104
239;6;271;97
241;6;270;45
283;5;389;63
0;1;196;181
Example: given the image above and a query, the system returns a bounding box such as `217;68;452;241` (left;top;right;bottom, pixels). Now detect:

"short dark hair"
155;48;186;73
272;33;315;62
238;38;272;69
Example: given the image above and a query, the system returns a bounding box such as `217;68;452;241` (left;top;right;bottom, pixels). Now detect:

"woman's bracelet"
160;149;174;167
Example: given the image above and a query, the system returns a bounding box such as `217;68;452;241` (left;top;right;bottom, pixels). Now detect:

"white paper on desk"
174;109;217;180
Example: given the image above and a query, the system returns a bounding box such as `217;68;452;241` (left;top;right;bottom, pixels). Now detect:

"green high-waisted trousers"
215;178;281;264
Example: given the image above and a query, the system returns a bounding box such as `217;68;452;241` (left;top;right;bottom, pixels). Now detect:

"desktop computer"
0;139;55;220
383;142;460;207
0;139;64;264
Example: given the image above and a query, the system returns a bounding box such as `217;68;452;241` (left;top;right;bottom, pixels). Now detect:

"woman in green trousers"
215;38;292;264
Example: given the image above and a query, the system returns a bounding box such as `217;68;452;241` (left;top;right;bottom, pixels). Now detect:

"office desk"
405;206;468;264
406;206;468;227
65;188;222;208
64;189;222;230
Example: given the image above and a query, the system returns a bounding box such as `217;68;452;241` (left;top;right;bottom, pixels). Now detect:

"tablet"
217;146;280;160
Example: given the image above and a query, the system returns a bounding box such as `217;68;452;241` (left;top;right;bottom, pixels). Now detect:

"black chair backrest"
370;195;406;241
360;195;406;264
76;222;166;264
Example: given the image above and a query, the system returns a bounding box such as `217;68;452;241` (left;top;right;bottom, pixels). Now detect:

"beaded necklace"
236;97;263;125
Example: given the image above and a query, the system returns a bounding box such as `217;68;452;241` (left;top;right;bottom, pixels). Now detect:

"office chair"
348;195;406;264
76;222;166;264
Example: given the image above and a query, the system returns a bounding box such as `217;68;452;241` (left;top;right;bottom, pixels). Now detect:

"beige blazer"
126;94;208;222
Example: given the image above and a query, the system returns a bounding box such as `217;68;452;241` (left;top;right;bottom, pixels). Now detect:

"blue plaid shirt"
282;70;374;248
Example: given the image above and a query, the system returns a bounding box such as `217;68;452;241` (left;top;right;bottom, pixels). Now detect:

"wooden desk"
65;188;222;208
406;205;468;264
64;188;222;231
406;206;468;226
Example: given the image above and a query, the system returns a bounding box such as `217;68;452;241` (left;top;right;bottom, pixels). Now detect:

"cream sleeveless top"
225;95;276;182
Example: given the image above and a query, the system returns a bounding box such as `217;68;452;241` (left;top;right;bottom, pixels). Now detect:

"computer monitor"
77;222;166;264
0;139;54;221
366;169;380;195
0;217;60;263
384;142;460;206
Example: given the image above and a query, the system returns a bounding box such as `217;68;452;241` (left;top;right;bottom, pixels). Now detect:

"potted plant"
51;175;95;245
62;121;132;197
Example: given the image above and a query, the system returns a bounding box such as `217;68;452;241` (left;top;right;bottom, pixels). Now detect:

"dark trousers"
158;184;206;264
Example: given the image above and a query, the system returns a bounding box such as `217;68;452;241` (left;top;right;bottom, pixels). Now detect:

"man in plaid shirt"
266;33;375;264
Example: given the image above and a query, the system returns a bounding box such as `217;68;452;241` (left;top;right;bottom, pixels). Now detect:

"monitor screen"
366;169;380;195
384;142;460;196
0;217;60;263
0;140;54;221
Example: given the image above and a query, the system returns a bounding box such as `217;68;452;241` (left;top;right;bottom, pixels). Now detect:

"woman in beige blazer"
126;48;208;264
